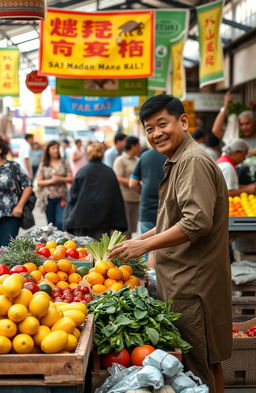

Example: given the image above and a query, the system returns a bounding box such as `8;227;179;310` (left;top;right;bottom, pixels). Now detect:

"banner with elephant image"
39;8;154;79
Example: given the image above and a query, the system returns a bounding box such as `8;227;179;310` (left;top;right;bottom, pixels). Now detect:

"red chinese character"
95;21;112;38
4;64;11;71
205;55;214;66
204;17;216;28
206;41;214;52
3;82;12;88
3;55;12;61
118;40;144;58
50;39;75;56
83;41;109;57
4;73;12;80
206;29;215;40
50;18;77;37
82;20;94;38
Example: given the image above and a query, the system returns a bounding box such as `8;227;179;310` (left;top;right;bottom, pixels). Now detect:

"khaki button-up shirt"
114;152;140;203
156;132;232;363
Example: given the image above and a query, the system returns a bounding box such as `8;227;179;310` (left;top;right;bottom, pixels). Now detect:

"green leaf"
134;309;147;320
101;324;119;337
115;315;132;326
105;306;116;314
135;286;148;298
146;327;159;346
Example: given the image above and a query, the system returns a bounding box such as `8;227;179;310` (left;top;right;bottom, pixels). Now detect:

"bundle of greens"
88;286;192;355
0;237;40;268
85;231;126;263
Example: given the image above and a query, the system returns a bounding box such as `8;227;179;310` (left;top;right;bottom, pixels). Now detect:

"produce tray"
223;318;256;386
229;216;256;231
0;314;94;386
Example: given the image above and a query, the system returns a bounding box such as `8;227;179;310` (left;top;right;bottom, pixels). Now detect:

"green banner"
56;78;148;97
148;9;189;91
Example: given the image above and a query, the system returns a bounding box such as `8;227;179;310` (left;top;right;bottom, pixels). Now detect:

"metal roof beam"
222;17;252;32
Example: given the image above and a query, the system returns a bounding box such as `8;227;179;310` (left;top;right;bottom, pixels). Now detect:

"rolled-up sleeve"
175;156;217;241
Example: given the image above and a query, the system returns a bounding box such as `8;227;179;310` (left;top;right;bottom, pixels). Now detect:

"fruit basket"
0;314;94;386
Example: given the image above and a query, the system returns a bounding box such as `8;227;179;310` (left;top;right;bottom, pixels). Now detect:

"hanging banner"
170;34;187;99
196;0;224;88
56;77;148;97
39;9;154;79
60;96;122;116
148;9;189;91
0;48;20;97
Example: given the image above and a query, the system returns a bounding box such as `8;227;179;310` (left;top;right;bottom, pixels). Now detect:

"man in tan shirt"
113;136;140;239
109;94;232;393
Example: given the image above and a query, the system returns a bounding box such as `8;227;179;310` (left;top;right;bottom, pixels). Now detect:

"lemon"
29;294;50;318
33;325;51;346
13;288;33;307
64;334;77;351
73;327;81;339
8;304;27;323
62;310;86;327
0;274;10;284
41;330;68;353
0;336;12;353
57;303;88;315
40;306;63;327
51;317;75;334
18;316;39;335
2;275;23;298
0;319;17;338
0;295;12;316
13;334;34;354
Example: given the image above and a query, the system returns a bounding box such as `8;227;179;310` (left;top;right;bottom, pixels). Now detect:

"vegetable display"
0;238;40;267
89;286;191;355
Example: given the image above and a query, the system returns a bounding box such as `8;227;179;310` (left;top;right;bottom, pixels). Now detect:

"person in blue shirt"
103;133;126;168
129;148;166;265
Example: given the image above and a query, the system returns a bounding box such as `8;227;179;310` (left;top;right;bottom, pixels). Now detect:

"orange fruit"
0;336;12;353
104;278;117;288
107;268;123;280
119;268;131;281
43;260;57;273
49;248;56;256
53;248;66;261
64;240;76;249
106;261;115;269
57;259;72;273
44;272;59;284
38;265;45;275
30;270;42;282
85;272;104;286
76;247;87;253
23;263;37;273
0;319;17;337
94;261;109;275
68;273;82;284
57;271;68;282
13;334;34;354
110;282;123;291
129;275;140;286
69;264;77;274
46;240;57;249
69;283;79;289
124;280;135;288
56;281;69;289
88;267;96;273
8;304;27;323
119;265;133;275
91;284;107;293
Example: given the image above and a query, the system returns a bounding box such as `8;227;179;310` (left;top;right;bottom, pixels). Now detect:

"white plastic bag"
142;349;183;377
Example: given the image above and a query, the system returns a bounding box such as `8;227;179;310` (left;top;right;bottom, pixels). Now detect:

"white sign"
186;93;241;112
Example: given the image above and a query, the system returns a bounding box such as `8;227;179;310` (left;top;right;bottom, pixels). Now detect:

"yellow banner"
39;9;154;79
196;0;224;88
0;48;19;97
170;35;186;100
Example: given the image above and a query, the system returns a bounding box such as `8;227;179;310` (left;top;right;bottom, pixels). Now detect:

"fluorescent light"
11;30;38;44
18;39;39;52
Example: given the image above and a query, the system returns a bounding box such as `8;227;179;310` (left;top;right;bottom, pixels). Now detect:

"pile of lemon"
0;273;87;354
84;261;141;294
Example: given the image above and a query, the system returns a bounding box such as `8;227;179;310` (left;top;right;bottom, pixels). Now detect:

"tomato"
130;345;156;366
23;281;40;294
53;247;66;261
78;251;87;259
35;242;45;250
10;265;28;274
0;264;10;275
83;294;94;303
38;247;51;258
102;349;130;369
66;248;79;259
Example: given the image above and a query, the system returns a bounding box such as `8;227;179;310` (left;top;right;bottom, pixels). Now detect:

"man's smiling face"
144;109;189;158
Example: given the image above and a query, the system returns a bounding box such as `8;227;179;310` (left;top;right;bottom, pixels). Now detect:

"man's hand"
224;91;233;109
108;239;148;262
12;205;23;217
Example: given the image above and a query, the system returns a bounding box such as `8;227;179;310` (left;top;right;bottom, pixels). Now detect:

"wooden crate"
232;283;256;321
0;314;94;386
223;318;256;386
91;348;182;393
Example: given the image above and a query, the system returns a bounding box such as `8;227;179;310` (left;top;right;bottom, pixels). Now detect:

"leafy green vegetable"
113;256;148;278
88;286;192;355
0;237;40;267
85;231;126;262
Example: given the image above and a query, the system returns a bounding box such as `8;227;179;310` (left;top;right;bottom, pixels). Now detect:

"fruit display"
35;239;90;261
229;193;256;217
0;273;87;354
232;325;256;337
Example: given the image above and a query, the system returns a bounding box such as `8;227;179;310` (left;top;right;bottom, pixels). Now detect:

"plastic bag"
95;364;140;393
142;349;183;377
166;372;196;393
180;385;209;393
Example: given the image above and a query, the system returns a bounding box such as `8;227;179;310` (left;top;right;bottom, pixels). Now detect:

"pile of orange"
229;194;256;217
24;260;82;289
84;261;140;294
38;240;88;261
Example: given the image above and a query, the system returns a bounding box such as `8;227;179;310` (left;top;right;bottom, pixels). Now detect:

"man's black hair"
139;94;185;125
191;129;205;141
114;133;126;144
25;133;34;141
124;136;139;151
